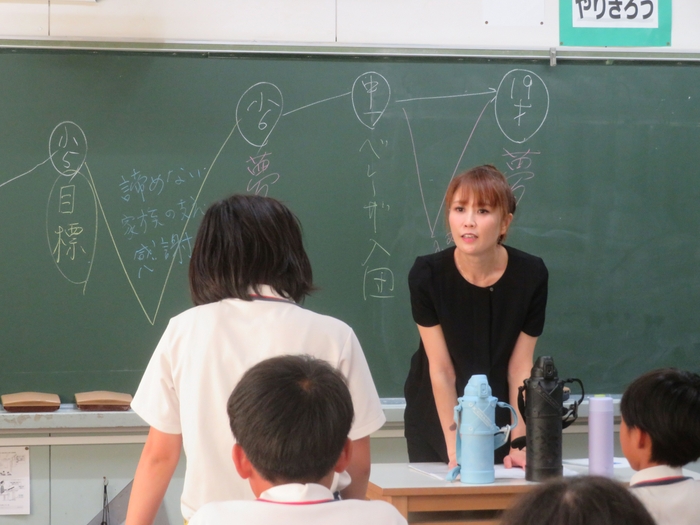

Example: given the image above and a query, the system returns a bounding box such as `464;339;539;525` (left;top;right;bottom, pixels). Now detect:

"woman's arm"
418;323;459;467
125;427;182;525
503;331;537;468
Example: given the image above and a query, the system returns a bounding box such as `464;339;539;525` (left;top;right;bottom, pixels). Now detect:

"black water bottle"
517;356;584;482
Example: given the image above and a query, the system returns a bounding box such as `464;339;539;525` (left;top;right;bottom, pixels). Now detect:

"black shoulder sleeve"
522;257;548;337
408;256;440;327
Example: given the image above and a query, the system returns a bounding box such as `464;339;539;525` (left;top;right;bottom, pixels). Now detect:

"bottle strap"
494;402;519;448
517;383;527;424
562;378;585;429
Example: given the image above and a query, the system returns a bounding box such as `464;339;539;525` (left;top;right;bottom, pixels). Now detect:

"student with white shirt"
189;354;407;525
620;367;700;525
126;195;385;525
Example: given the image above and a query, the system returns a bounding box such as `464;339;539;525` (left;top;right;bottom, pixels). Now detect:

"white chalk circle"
236;82;283;148
495;70;549;144
49;121;88;177
352;72;391;130
46;171;98;287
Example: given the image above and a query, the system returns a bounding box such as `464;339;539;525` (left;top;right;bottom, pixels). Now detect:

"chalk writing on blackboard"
398;69;549;246
0;69;548;320
352;72;391;130
246;152;280;197
503;148;539;204
49;121;87;177
47;171;97;292
495;70;549;144
362;239;394;300
236;82;283;148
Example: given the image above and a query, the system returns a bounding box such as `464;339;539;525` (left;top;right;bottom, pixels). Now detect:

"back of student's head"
500;476;656;525
227;354;354;483
189;194;313;305
620;367;700;467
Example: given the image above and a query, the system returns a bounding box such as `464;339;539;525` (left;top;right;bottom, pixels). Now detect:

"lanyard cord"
101;477;109;525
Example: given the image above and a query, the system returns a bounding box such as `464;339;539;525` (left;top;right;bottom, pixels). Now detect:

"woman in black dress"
404;165;548;468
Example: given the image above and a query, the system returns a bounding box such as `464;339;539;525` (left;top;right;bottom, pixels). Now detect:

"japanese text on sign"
572;0;658;28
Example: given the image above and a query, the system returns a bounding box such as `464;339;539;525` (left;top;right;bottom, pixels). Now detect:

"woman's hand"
447;451;458;469
503;447;526;469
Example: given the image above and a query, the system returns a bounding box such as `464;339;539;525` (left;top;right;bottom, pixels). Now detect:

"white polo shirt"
131;286;386;520
629;464;700;525
188;483;407;525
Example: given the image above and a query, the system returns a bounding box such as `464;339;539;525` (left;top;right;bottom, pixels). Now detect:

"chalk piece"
75;391;132;411
1;392;61;412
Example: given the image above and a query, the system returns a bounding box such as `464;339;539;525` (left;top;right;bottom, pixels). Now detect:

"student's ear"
637;428;653;453
232;444;254;480
333;438;353;473
626;425;655;469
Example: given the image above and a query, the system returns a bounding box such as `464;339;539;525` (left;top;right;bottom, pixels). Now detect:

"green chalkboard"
1;48;699;401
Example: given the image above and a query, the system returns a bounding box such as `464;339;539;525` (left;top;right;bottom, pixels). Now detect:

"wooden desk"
368;462;700;525
367;463;536;525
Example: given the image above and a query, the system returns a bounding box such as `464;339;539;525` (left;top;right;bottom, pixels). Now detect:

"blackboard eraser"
75;391;132;411
1;392;61;412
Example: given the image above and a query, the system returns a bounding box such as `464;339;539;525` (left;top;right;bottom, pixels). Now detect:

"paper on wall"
0;447;30;515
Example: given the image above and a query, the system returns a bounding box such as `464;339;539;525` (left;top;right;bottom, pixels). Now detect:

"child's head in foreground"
227;354;354;492
620;367;700;469
499;476;656;525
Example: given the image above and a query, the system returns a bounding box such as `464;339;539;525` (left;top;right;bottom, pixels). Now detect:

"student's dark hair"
189;194;314;305
500;476;656;525
444;165;516;243
227;354;354;483
620;367;700;467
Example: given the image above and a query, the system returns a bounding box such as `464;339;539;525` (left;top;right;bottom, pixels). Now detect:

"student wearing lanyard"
188;355;406;525
126;195;385;525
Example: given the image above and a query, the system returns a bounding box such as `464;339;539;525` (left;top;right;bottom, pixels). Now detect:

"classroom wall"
0;0;699;52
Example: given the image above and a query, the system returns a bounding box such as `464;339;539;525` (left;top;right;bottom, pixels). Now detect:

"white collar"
258;483;335;504
630;464;684;486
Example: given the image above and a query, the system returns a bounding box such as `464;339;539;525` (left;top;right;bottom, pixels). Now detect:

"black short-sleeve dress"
404;245;548;463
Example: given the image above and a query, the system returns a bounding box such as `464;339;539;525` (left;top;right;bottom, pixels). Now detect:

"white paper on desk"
409;462;579;481
563;457;631;469
0;447;30;515
409;462;526;480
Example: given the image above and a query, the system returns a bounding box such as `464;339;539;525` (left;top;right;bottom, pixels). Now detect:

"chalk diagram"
397;69;549;247
0;68;547;321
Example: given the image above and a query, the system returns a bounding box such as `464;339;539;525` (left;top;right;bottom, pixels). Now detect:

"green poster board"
560;0;671;47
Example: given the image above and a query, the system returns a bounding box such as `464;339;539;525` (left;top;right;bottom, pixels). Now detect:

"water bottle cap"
464;374;491;398
531;356;558;380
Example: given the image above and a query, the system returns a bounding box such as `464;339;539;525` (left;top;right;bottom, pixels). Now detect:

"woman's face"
448;194;512;256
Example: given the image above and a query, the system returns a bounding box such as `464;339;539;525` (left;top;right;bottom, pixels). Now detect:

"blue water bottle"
446;374;518;484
